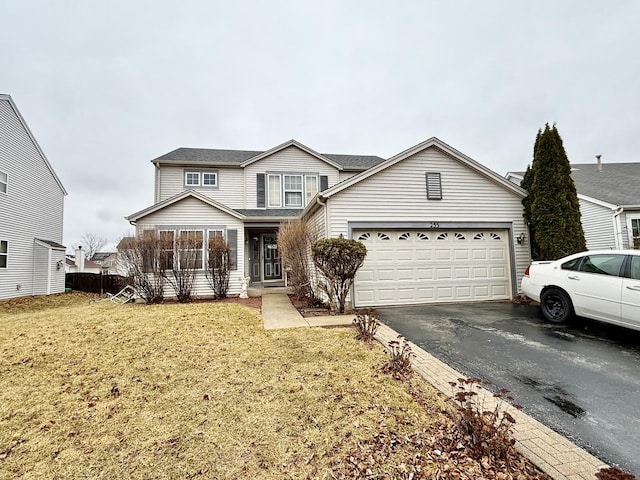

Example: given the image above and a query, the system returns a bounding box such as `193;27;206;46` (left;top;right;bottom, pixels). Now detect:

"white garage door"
353;229;511;307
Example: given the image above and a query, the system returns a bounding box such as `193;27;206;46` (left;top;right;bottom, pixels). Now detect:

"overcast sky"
3;1;639;252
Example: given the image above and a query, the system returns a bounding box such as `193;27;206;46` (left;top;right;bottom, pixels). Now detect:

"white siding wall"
305;205;327;295
0;98;65;300
157;165;244;208
338;171;359;184
136;196;245;296
579;199;617;250
244;146;340;208
327;147;530;290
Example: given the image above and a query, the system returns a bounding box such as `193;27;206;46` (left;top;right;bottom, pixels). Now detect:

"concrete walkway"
261;293;353;329
261;293;610;479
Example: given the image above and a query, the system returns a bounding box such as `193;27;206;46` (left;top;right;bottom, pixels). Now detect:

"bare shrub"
161;230;202;303
277;219;313;300
448;377;520;463
381;335;414;381
312;237;367;314
353;309;379;343
118;232;165;303
596;468;636;480
206;235;231;299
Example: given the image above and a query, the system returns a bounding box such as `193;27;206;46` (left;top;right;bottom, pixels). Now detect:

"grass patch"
0;294;446;479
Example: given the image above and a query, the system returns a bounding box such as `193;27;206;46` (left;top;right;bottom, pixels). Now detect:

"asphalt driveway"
378;302;640;476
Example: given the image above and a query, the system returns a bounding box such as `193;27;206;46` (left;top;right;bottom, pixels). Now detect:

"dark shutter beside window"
227;229;238;270
426;172;442;200
257;173;266;207
320;175;329;191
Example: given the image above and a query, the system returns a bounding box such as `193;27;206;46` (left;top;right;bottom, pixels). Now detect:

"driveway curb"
375;322;609;480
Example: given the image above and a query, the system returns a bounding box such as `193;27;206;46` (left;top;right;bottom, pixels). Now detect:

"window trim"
202;171;218;187
305;175;318;204
628;214;640;249
184;171;201;187
267;174;282;208
0;240;7;268
183;169;218;188
265;173;319;209
177;229;205;270
283;174;304;208
158;230;175;271
0;171;6;194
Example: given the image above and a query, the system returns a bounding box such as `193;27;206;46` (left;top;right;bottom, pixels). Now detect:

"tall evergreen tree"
521;130;540;259
526;124;586;260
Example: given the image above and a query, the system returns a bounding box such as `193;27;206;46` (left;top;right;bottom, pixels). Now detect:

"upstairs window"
268;174;282;207
265;173;319;209
284;175;303;207
0;171;6;194
184;170;218;188
185;171;200;186
426;172;442;200
202;172;217;186
305;175;318;204
0;240;7;268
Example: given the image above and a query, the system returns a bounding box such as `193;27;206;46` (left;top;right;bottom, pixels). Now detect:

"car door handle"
568;275;580;280
626;285;640;291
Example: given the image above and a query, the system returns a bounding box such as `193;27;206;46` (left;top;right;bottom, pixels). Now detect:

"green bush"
311;237;367;314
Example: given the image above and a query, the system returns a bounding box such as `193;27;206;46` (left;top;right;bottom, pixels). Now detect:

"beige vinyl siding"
338;171;359;184
156;165;244;208
579;199;617;250
135;196;245;296
622;210;640;249
32;243;64;295
0;98;65;300
327;147;529;290
244;146;340;208
305;205;327;300
32;242;49;295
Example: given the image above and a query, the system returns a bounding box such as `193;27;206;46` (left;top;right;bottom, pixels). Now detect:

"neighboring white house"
65;247;103;274
127;138;529;307
507;159;640;251
0;94;67;299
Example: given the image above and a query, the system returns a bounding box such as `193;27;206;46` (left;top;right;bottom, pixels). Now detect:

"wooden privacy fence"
66;273;132;295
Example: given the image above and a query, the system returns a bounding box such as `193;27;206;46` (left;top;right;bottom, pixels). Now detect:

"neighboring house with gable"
507;160;640;251
0;94;67;300
127;138;529;307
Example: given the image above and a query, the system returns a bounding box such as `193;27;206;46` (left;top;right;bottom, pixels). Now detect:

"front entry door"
262;234;282;281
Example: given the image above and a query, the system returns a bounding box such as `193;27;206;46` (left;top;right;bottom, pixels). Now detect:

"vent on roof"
596;154;603;173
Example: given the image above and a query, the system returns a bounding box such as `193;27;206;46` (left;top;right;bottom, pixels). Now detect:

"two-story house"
127;138;530;307
0;94;67;300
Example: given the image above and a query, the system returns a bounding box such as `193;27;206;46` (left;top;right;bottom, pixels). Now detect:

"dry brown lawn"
0;293;447;479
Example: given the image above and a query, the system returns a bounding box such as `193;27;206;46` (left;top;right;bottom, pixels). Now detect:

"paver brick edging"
374;323;608;480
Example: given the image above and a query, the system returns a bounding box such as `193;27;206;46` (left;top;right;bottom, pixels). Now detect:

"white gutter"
613;206;624;249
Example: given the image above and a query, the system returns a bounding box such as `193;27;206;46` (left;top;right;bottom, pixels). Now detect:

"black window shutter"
320;175;329;191
227;229;238;270
257;173;265;207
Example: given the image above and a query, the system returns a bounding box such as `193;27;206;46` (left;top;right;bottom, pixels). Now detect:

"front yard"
0;294;448;479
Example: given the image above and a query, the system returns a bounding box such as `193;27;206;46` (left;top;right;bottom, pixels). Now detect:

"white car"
521;250;640;331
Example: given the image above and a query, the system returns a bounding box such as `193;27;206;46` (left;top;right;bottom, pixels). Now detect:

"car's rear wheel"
540;288;573;323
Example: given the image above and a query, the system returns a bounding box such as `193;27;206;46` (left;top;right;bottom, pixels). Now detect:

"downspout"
316;195;328;238
612;206;624;249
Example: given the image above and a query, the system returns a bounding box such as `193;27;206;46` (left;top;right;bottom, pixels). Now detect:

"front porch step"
247;286;292;297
